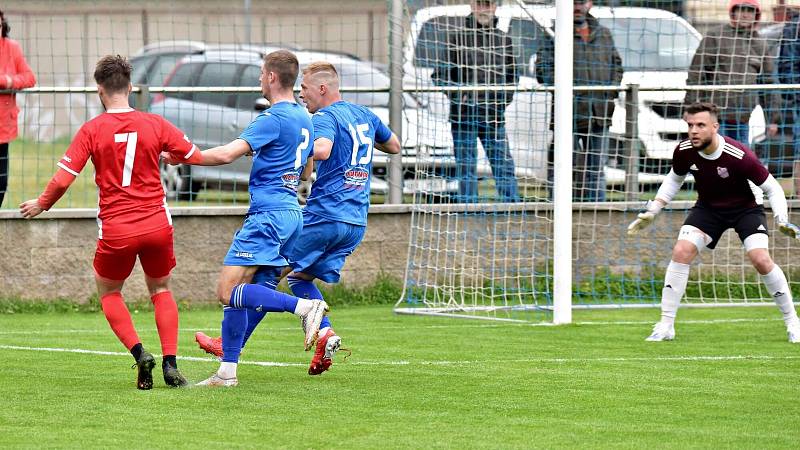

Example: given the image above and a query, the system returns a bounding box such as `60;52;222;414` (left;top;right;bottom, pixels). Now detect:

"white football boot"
300;299;329;351
787;321;800;344
195;373;238;387
645;321;675;342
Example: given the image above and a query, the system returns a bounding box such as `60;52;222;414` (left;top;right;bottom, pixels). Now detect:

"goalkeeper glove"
778;221;800;239
627;200;664;236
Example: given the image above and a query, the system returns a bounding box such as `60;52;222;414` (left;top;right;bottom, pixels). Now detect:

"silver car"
149;48;454;200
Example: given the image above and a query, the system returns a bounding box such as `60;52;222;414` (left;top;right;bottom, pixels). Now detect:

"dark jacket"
686;23;780;124
431;14;519;113
535;16;623;128
778;17;800;105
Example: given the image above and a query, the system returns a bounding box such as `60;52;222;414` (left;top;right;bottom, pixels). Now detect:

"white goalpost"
393;0;800;323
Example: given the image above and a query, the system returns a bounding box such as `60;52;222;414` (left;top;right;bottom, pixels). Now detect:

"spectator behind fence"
685;0;779;146
536;0;623;202
431;0;520;203
0;9;36;208
778;7;800;196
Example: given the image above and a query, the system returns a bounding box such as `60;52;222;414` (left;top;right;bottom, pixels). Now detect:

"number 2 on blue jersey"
348;123;373;165
295;128;310;169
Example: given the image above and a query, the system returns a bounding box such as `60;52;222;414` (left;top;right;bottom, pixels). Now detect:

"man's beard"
691;136;713;151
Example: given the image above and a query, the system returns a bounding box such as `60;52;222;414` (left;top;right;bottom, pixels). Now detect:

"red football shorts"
93;227;176;281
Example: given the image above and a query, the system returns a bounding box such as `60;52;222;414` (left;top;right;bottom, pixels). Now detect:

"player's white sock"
761;265;799;327
218;361;238;379
294;298;314;317
660;260;690;326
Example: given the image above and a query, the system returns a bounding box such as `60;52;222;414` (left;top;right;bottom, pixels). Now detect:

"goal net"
395;0;800;322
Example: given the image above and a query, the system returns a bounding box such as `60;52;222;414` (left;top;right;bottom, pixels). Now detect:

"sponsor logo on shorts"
236;251;254;259
344;166;369;189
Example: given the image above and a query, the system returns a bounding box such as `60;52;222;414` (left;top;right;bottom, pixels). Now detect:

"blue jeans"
548;122;609;202
573;123;609;202
720;121;749;146
450;105;519;203
792;107;800;157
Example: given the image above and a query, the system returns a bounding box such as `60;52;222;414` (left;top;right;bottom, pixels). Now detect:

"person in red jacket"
0;9;36;207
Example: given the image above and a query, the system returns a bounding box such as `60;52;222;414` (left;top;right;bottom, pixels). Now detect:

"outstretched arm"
20;169;76;218
165;139;252;166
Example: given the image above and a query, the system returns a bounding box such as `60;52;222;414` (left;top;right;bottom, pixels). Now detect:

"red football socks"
100;292;140;351
151;291;179;356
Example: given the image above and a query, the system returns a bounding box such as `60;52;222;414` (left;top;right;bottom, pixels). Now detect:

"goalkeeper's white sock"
761;265;799;327
660;261;690;326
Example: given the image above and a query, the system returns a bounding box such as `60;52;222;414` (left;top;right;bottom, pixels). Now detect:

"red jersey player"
628;102;800;343
20;55;203;389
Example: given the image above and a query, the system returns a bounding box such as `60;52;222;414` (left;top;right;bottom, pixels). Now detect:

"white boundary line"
0;317;780;335
0;345;302;367
2;344;799;367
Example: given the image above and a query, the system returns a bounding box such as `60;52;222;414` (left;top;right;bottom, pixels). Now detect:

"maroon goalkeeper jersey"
671;135;769;210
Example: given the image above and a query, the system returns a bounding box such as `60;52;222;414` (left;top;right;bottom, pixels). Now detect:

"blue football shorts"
224;209;303;267
289;213;366;283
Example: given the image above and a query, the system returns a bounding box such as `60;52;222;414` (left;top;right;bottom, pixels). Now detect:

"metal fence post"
624;83;640;201
387;0;404;204
135;85;150;112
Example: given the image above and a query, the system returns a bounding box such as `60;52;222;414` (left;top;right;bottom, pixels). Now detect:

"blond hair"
302;61;339;79
302;61;340;91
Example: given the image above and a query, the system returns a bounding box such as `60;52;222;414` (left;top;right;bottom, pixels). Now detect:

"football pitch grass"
1;305;799;449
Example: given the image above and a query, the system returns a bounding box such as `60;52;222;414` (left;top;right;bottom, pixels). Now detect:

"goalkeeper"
627;102;800;343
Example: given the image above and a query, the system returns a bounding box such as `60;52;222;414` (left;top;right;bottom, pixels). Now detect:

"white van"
404;4;750;186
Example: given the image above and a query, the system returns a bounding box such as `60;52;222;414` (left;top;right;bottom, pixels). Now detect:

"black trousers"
0;142;8;207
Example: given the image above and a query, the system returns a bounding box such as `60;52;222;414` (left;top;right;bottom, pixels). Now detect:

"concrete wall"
3;202;797;304
0;205;410;303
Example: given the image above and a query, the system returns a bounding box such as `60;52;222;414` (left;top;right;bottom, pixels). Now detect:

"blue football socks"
242;279;278;347
220;306;247;363
287;276;323;300
229;283;298;313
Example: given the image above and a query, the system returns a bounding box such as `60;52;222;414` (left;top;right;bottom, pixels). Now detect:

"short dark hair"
264;50;299;89
93;55;132;94
684;102;719;121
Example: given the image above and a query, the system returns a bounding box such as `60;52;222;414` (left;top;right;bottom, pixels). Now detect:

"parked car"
129;41;294;108
405;4;760;186
148;48;454;200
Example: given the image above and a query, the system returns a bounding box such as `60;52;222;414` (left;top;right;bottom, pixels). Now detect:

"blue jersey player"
166;50;328;387
194;61;401;375
290;61;400;374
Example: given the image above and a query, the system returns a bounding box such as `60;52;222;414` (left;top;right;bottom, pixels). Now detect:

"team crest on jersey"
344;166;370;190
280;171;300;190
716;167;729;178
